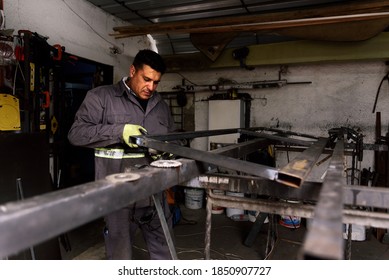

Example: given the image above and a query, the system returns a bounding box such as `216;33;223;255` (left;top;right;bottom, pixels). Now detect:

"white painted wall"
4;0;155;81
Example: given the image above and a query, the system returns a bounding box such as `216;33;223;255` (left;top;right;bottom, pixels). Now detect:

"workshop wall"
160;60;389;176
5;0;154;81
5;0;388;180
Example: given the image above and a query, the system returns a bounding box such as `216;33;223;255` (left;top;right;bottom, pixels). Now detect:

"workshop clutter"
0;94;20;131
279;199;301;229
225;191;245;218
279;215;301;229
211;189;225;214
343;223;366;241
184;188;204;209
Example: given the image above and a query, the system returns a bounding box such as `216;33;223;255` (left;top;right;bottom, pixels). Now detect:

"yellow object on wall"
0;94;21;131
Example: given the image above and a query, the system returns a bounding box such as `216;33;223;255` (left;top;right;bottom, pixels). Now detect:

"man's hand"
122;124;147;148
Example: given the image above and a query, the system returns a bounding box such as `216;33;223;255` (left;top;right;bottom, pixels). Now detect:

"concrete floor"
60;204;389;260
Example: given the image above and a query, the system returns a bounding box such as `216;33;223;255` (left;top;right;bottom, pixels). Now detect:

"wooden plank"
113;0;389;37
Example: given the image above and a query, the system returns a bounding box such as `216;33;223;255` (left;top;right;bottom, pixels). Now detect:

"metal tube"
152;194;178;260
240;129;316;146
135;128;240;141
209;138;271;158
206;191;389;228
204;190;212;260
135;138;278;180
186;173;389;209
0;159;202;259
276;137;328;188
302;135;346;259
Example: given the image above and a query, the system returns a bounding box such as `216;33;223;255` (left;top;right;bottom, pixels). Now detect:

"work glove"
150;151;174;161
149;142;174;160
122;124;147;148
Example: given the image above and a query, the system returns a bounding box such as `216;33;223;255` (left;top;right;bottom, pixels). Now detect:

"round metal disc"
105;173;141;183
150;160;182;168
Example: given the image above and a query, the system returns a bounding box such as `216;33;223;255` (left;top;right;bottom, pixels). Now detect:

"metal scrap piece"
150;160;182;168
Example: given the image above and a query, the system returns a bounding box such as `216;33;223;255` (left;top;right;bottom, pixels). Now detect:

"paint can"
280;215;301;228
184;188;204;209
343;223;366;241
279;200;301;228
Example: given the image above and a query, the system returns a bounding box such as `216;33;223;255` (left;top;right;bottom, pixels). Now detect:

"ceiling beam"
111;0;389;38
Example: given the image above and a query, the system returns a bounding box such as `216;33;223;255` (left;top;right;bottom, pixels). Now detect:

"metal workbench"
1;127;388;259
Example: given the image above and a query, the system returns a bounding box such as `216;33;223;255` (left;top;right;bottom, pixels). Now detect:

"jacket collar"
118;78;163;113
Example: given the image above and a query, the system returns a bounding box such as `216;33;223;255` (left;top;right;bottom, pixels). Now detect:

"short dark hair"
132;49;166;74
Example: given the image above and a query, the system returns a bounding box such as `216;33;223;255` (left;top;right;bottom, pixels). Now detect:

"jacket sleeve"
67;89;125;148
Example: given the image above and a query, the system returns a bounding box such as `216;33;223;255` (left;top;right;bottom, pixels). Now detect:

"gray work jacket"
68;79;176;182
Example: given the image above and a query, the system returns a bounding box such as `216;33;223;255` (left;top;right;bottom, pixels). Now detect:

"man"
68;49;175;260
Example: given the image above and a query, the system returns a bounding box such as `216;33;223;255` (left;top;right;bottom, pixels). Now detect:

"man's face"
128;64;162;100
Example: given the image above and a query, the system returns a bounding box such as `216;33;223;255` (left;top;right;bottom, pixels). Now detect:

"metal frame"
0;127;388;259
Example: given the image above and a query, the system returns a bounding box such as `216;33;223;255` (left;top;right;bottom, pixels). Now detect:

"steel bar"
240;129;316;146
16;178;36;260
244;127;320;140
0;158;202;259
302;135;346;260
275;145;356;156
184;173;322;202
209;138;271;158
1;157;389;259
276;137;328;188
203;191;389;259
189;173;389;209
136;128;240;141
135;137;278;180
276;143;387;153
206;191;389;228
152;194;178;260
204;189;212;260
134;127;317;145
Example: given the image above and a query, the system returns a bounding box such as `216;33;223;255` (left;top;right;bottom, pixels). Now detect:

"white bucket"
343;224;366;241
211;189;225;214
226;191;245;217
184;188;204;210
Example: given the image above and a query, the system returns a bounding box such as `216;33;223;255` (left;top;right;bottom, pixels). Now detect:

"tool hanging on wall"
173;78;312;92
0;93;21;131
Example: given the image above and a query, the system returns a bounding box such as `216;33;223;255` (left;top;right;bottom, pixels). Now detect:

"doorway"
53;55;113;188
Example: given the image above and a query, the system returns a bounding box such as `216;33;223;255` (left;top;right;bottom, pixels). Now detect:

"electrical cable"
372;70;389;113
61;0;117;48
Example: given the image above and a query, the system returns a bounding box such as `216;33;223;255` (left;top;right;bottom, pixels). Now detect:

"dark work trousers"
101;156;174;260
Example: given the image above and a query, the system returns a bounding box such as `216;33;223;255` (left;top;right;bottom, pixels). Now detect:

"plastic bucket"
211;189;225;214
279;199;301;228
226;191;245;217
184;188;204;209
280;215;301;228
343;223;366;241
